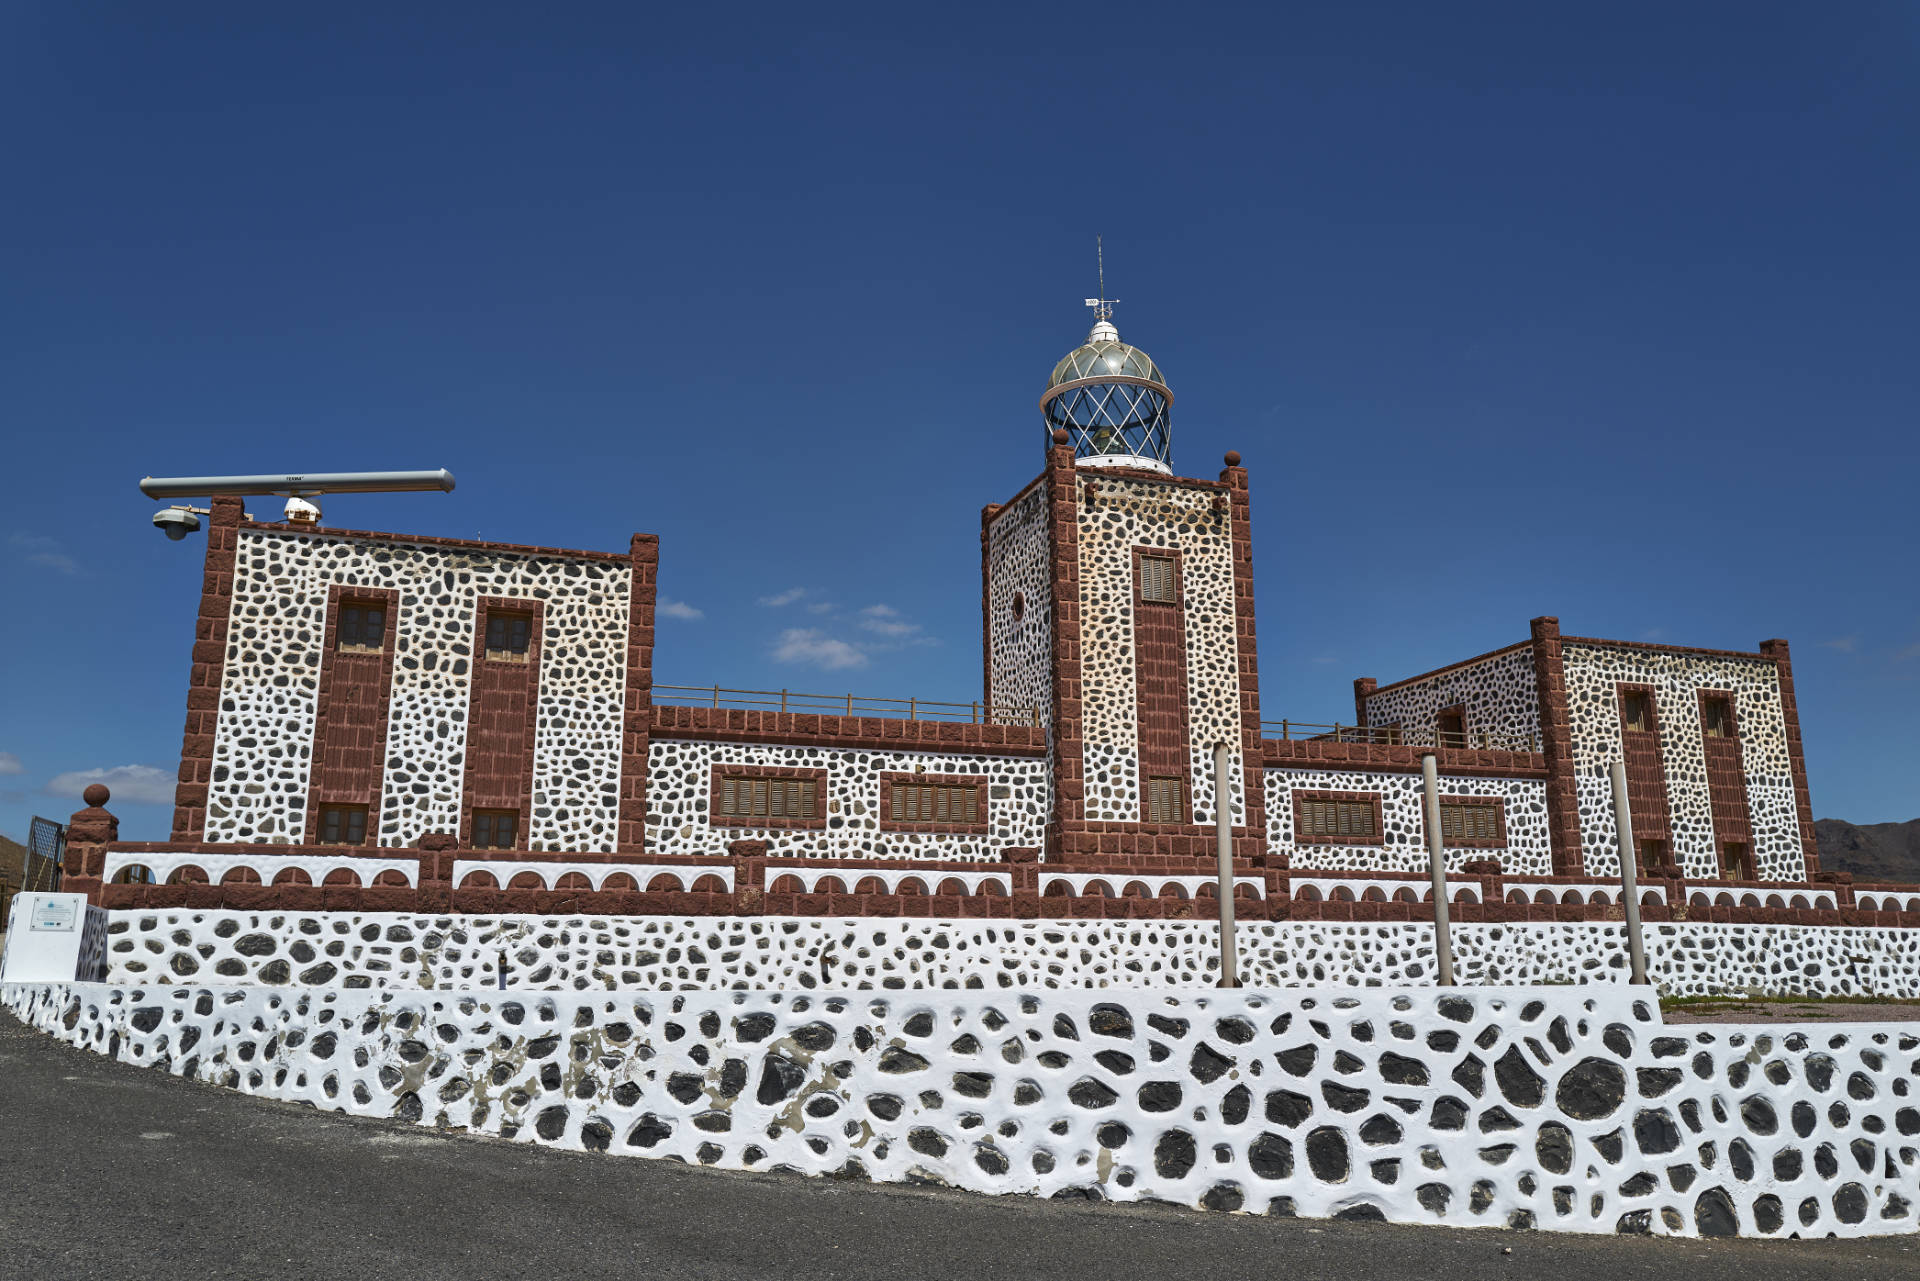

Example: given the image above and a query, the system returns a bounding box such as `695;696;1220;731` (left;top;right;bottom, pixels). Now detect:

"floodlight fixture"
139;468;457;535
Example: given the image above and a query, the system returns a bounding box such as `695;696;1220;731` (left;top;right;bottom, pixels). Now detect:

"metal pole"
1212;742;1238;988
1421;752;1456;986
1609;760;1649;985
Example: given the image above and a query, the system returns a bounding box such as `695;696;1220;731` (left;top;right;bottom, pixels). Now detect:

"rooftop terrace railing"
1262;719;1539;752
654;683;1043;727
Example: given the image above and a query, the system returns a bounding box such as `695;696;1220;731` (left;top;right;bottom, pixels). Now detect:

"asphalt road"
2;1008;1916;1281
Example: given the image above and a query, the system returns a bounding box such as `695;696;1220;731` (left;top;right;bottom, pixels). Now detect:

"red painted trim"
170;495;244;841
304;585;400;845
459;596;545;850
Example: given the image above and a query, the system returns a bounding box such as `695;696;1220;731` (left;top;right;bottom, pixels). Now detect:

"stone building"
60;310;1912;927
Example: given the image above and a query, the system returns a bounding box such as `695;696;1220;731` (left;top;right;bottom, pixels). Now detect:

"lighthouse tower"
982;302;1266;867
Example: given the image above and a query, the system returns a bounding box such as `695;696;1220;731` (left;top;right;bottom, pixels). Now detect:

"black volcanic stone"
1201;1183;1244;1212
1096;1122;1129;1149
878;1047;930;1074
1249;1132;1292;1179
952;1071;993;1098
1637;1067;1682;1098
1190;1043;1233;1084
733;1012;775;1042
1221;1084;1250;1125
1495;1045;1545;1108
1068;1078;1118;1109
866;1093;903;1121
1276;1045;1317;1076
1265;1089;1313;1128
1694;1187;1738;1236
1417;1183;1451;1213
1359;1114;1402;1146
1093;1050;1134;1075
1155;1129;1196;1177
1536;1122;1573;1174
1306;1127;1349;1182
1322;1082;1369;1113
1556;1057;1626;1121
627;1114;671;1148
1452;1055;1485;1098
1635;1108;1681;1156
718;1059;746;1099
1379;1052;1427;1086
1147;1013;1189;1038
1089;1004;1134;1038
1753;1194;1784;1234
1742;1096;1778;1134
1139;1081;1183;1112
1431;1096;1468;1131
1804;1054;1835;1092
667;1072;704;1104
757;1054;805;1104
908;1127;947;1157
1214;1017;1254;1045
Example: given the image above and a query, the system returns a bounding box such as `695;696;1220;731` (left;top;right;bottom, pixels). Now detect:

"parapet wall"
95;913;1920;999
6;981;1915;1237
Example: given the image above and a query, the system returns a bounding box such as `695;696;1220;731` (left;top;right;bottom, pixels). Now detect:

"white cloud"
44;763;175;806
805;601;836;615
9;532;81;576
859;603;923;639
771;628;869;670
1821;637;1857;653
0;751;21;775
658;597;704;621
759;587;806;607
1897;643;1920;663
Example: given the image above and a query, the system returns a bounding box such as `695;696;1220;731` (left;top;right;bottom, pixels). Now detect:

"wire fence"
654;684;1043;727
1261;719;1539;752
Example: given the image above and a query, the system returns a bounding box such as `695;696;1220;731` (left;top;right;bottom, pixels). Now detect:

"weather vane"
1084;234;1118;323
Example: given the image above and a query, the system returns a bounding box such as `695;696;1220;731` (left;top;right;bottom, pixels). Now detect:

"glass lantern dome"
1040;318;1173;473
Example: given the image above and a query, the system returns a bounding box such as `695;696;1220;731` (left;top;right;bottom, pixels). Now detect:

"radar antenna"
1083;234;1118;322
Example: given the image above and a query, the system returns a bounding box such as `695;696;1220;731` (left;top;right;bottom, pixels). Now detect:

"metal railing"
1261;719;1538;752
654;684;1042;727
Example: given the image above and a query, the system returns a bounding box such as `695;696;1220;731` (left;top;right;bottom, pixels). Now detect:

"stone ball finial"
1224;450;1241;467
1051;427;1069;446
83;783;110;807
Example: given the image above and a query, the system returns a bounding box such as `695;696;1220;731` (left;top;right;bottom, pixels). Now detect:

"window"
1011;591;1026;622
1146;776;1186;824
336;601;387;652
1139;554;1177;604
318;804;369;846
1719;842;1752;880
1701;695;1734;739
471;809;518;850
1436;706;1466;747
1621;690;1653;734
718;776;817;821
890;782;979;825
1438;800;1500;843
1299;798;1377;840
485;611;533;661
1638;839;1669;872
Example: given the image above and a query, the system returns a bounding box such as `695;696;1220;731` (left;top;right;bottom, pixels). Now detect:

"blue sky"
2;3;1917;840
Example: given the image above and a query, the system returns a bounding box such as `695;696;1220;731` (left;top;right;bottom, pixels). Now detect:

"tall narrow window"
1720;842;1753;880
318;804;369;846
1146;776;1186;823
1700;695;1733;739
485;610;533;661
1436;705;1466;747
1621;690;1653;734
1139;554;1177;604
336;601;387;653
471;809;518;850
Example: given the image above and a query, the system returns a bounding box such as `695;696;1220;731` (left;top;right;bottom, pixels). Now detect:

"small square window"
1146;776;1186;824
1436;706;1467;748
1720;842;1752;880
1701;696;1733;739
318;804;369;846
471;809;518;850
336;601;387;653
1139;554;1177;604
485;611;533;661
1439;800;1499;843
1620;690;1653;734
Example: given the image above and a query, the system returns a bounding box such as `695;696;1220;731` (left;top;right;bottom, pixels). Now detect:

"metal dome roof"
1045;322;1167;390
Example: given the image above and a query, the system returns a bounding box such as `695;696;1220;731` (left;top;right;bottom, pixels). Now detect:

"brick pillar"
618;534;660;853
1529;616;1584;876
171;495;244;841
1043;431;1083;862
63;784;118;906
1220;452;1269;852
1352;677;1377;728
1759;638;1822;877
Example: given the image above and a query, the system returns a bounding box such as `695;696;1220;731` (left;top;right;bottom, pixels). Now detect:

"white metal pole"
1609;760;1649;985
1421;752;1456;986
1213;742;1238;988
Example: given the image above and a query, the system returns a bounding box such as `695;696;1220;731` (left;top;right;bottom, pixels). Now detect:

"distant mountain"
1816;818;1920;885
